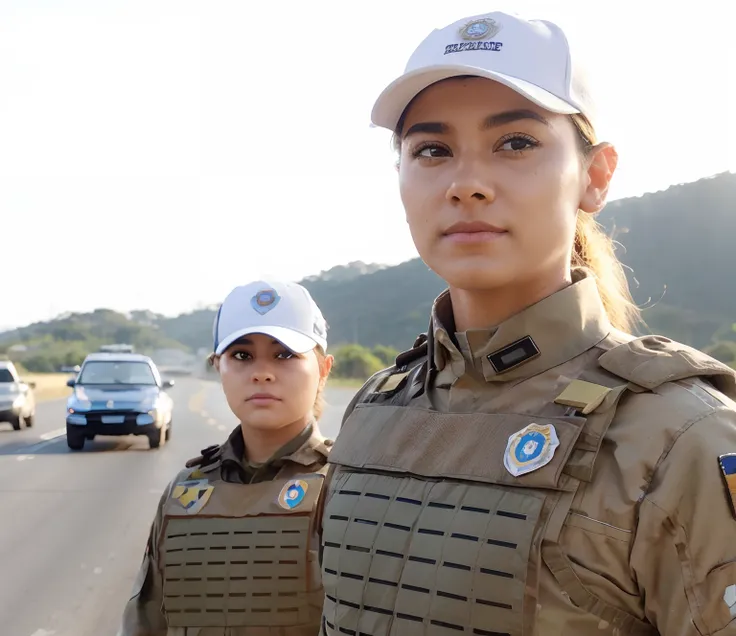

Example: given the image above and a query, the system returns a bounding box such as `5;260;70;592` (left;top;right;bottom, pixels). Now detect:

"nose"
250;364;275;383
445;168;496;205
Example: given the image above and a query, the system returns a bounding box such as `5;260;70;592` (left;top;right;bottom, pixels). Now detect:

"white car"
0;360;36;430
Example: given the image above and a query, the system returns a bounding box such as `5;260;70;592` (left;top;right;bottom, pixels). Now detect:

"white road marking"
94;567;103;574
207;418;216;426
217;425;226;431
40;428;66;441
16;455;35;461
29;629;56;636
200;410;209;418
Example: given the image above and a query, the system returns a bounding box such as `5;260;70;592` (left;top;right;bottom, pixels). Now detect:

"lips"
443;221;507;235
246;393;280;402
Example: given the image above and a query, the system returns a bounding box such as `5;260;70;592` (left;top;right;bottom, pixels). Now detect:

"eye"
411;142;452;160
495;134;539;153
276;351;296;360
231;351;252;361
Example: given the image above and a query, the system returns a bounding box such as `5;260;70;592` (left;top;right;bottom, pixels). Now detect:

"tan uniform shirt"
120;422;332;636
321;268;736;636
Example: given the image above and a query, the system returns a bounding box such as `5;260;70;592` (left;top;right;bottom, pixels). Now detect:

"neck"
240;416;311;465
449;271;572;332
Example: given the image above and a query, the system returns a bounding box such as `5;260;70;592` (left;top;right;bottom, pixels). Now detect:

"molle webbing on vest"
321;404;593;635
162;515;317;628
321;472;545;636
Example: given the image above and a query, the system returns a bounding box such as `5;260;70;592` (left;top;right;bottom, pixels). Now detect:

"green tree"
372;344;399;367
705;341;736;367
332;344;384;380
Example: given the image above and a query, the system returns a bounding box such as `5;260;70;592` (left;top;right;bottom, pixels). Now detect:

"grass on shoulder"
327;377;366;390
21;373;73;403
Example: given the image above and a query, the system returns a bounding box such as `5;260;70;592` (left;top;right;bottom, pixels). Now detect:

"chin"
427;255;519;291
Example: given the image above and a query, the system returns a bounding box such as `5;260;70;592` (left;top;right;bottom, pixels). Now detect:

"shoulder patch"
718;454;736;519
598;335;736;394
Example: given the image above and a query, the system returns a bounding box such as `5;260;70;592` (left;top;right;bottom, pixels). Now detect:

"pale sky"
1;0;734;329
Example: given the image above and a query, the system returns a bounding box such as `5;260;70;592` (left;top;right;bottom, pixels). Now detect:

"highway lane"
0;377;357;636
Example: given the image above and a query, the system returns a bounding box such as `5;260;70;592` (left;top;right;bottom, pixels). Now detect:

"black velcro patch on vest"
487;336;540;373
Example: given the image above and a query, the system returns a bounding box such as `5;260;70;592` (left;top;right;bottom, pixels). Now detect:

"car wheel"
148;428;163;449
67;432;85;451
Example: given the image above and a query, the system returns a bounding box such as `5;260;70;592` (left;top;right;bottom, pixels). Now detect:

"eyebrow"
402;108;550;138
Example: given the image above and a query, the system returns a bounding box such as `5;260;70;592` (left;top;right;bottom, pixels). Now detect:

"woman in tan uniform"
319;10;736;636
120;279;334;635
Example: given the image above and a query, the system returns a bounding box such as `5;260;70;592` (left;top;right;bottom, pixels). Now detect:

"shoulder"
594;332;736;419
591;332;736;490
596;332;736;397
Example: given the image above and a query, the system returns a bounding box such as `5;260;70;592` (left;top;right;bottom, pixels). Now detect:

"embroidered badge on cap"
171;479;214;515
459;18;502;40
504;423;560;477
251;288;280;315
718;454;736;518
278;479;308;510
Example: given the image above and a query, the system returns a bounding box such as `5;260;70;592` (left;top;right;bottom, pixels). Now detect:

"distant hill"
1;172;734;371
0;308;187;372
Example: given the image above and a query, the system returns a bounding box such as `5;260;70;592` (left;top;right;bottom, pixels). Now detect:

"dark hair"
390;79;640;333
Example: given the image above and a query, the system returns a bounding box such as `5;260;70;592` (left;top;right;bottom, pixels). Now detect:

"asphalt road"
0;377;357;636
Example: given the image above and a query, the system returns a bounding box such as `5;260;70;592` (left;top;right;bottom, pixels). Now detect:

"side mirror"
66;378;76;388
163;379;175;389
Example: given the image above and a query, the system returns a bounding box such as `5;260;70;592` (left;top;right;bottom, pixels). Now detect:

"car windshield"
77;361;156;385
0;369;14;383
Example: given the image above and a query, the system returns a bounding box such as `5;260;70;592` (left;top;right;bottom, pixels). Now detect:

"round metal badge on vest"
504;423;560;477
277;479;308;509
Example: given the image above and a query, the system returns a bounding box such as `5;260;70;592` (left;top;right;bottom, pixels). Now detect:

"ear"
320;354;334;383
579;143;618;214
213;355;221;372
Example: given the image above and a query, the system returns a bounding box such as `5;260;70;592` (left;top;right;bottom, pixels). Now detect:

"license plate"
101;415;125;424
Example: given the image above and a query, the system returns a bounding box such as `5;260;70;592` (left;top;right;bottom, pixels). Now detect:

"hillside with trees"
1;172;734;374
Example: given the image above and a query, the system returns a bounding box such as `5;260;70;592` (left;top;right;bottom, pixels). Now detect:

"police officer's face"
398;77;613;293
215;334;330;431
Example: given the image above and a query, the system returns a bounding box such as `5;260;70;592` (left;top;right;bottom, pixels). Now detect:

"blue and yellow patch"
171;479;214;515
718;454;736;518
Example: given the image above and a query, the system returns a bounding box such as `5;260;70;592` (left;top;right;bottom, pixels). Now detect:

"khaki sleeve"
119;485;172;636
630;406;736;635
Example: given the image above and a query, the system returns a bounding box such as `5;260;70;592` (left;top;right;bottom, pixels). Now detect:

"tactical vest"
158;467;328;635
320;334;736;636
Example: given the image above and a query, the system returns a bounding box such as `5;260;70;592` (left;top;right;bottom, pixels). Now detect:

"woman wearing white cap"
319;10;736;636
120;280;334;635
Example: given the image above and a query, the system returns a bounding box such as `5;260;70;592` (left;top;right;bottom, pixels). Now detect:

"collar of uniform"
221;421;329;471
429;268;611;383
430;289;465;376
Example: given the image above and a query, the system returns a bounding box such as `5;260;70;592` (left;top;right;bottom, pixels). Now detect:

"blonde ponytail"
570;114;640;333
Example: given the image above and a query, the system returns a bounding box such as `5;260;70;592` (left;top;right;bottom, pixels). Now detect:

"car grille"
85;410;140;426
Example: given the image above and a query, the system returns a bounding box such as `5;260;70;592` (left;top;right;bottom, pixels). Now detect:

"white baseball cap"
213;280;328;355
371;11;595;132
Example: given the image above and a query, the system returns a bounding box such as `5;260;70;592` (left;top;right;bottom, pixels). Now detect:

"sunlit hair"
208;344;330;421
390;80;640;334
